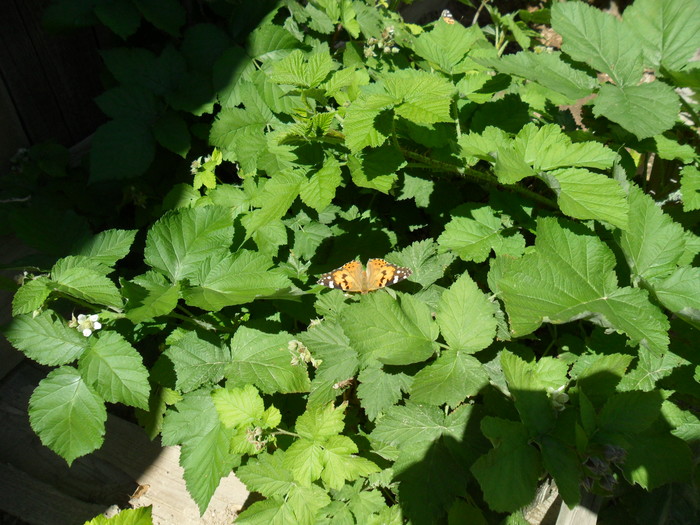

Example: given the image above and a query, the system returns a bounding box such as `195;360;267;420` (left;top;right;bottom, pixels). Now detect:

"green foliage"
2;0;699;523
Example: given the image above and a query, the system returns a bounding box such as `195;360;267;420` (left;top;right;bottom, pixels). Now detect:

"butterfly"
440;9;456;24
317;259;412;294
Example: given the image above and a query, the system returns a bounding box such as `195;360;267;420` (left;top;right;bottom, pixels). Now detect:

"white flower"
70;313;102;337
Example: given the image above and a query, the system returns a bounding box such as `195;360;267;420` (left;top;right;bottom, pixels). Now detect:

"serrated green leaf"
227;327;311;394
144;205;234;282
84;506;153;525
346;147;400;194
382;70;454;125
680;165;700;212
74;229;137;266
653;266;700;328
320;435;380;489
12;276;53;315
552;2;643;87
598;390;663;434
545;168;628;229
498;217;669;355
471;417;541;513
283;438;324;485
486;51;597;100
182;250;290;311
236;450;295;497
413;22;483;74
209;107;268;174
623;0;700;71
246;24;299;61
295;402;346;441
501;351;569;435
618;186;688;282
593;83;679;140
341;293;436;366
164;331;230;393
437;205;525;263
356;364;412;420
299;321;359;408
29;367;106;465
410;350;489;407
161;391;240;512
4;312;87;365
539;435;581;508
133;0;185;36
89;119;155;183
122;271;180;323
343;93;396;153
153;112;190;157
51;266;123;308
270;48;335;88
243;172;304;235
78;331;150;409
437;272;497;352
94;0;141;39
618;348;683;392
212;383;265;428
299;157;342;212
623;433;692;491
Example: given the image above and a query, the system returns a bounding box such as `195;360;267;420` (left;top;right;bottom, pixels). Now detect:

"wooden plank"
0;0;104;145
0;463;107;525
0;362;249;524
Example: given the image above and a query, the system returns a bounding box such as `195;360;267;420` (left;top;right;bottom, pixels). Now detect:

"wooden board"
0;363;249;524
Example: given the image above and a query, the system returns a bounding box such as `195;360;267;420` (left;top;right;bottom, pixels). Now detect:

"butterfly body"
317;259;412;294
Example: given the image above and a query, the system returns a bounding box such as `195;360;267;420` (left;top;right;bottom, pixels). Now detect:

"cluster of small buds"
546;384;569;411
190;154;212;175
246;426;268;452
364;26;400;58
288;339;322;368
69;313;102;337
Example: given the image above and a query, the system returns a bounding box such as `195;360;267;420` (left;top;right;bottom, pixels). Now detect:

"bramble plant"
2;0;699;523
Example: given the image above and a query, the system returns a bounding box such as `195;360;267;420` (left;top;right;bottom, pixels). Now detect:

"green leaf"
437;272;497;352
593;83;679;140
243;172;304;235
94;0;141;40
246;24;299;61
227;327;311;394
84;506;153;525
437;205;525;263
299;321;359;408
299;157;342;212
382;70;454;125
501;351;569;435
209;107;268;174
3;312;87;366
497;217;669;355
144;205;234;282
212;383;266;428
51;266;123;309
410;350;489;407
340;293;436;366
618;186;688;282
487;51;597;100
133;0;185;36
164;331;230;393
12;276;53;315
182;250;290;311
163;391;238;514
343;93;396;153
545;168;628;230
598;390;663;435
236;450;294;497
89;119;155;182
153;112;190;157
74;229;137;266
122;271;181;323
346;147;401;194
413;22;483;74
270;48;335;88
471;417;541;513
551;2;643;87
320;435;380;489
618;348;683;392
29;367;106;465
78;331;150;409
623;0;700;71
680;165;700;212
356;364;412;420
653;267;700;327
623;433;692;491
539;435;581;508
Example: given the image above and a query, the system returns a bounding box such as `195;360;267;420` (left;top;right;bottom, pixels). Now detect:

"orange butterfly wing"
317;260;365;292
366;258;412;292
